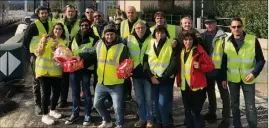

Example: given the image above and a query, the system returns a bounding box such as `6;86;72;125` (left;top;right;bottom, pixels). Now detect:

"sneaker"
41;115;55;125
204;113;217;123
134;120;146;127
83;115;91;126
146;120;153;128
97;121;113;128
65;115;80;125
217;119;230;128
49;110;62;119
35;105;42;115
115;125;123;128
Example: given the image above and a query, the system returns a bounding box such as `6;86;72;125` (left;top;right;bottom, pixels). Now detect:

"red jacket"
176;44;214;89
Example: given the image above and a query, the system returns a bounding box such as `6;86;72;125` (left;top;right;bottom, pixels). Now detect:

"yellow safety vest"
71;37;94;70
224;34;256;84
58;19;80;42
96;40;125;85
29;20;53;53
35;38;65;78
211;39;224;69
180;47;202;91
150;24;178;39
92;25;104;38
127;35;151;68
120;18;146;38
146;38;172;77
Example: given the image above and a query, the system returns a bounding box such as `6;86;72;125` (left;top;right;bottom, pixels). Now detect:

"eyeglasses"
94;15;101;18
231;25;242;29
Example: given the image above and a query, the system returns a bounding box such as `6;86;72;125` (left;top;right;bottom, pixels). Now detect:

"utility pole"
192;0;195;28
201;0;204;29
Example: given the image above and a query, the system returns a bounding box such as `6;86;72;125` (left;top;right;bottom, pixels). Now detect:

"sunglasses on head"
231;25;242;29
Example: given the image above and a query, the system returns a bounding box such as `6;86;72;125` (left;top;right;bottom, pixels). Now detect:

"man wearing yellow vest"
91;11;108;39
76;24;129;128
222;18;265;128
22;6;53;115
201;16;230;128
65;19;99;126
120;6;148;39
58;5;80;108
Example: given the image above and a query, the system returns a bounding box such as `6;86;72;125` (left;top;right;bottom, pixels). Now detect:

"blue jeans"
228;81;257;128
94;83;124;125
70;69;92;117
133;78;153;121
153;82;173;126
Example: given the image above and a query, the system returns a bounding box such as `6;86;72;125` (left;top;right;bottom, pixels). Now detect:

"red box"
116;59;134;79
63;58;84;72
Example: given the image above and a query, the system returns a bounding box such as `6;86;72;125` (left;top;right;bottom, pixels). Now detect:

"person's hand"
193;61;200;69
222;81;228;89
171;40;177;48
123;73;133;79
245;73;255;82
151;76;160;85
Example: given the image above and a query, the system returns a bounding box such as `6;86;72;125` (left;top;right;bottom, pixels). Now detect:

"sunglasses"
231;25;242;29
81;24;89;27
94;15;101;18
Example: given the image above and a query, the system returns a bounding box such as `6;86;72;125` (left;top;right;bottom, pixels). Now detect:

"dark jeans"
181;84;206;128
228;81;257;128
60;72;69;103
70;69;92;116
30;55;41;106
94;83;124;125
206;76;230;120
39;77;61;115
153;81;174;126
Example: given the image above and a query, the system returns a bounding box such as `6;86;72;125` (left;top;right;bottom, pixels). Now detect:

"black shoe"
169;114;174;125
64;114;80;125
35;105;42;115
217;119;230;128
83;115;91;126
204;113;217;123
58;101;68;108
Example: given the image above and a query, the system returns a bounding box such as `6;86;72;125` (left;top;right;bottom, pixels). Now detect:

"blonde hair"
180;16;192;25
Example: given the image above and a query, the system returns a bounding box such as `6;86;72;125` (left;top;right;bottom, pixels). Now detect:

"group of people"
22;4;265;128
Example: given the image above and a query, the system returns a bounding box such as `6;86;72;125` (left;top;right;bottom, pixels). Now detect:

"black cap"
204;15;217;23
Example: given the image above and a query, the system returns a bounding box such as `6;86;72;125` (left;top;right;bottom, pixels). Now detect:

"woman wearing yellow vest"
34;23;67;125
144;25;179;128
175;30;214;128
126;22;153;128
65;19;99;126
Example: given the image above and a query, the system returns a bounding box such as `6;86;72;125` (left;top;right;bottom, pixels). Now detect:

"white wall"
119;0;141;12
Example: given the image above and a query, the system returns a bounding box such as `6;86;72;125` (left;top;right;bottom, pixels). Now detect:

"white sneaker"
97;121;113;128
49;110;62;119
41;115;55;125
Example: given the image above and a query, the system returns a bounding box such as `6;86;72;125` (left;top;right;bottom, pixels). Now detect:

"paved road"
0;24;267;127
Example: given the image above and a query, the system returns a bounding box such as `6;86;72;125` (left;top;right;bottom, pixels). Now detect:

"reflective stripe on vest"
150;24;179;39
35;38;65;77
127;35;151;68
211;39;224;69
96;41;125;85
224;34;256;84
29;20;53;53
58;19;80;42
92;25;104;38
120;18;146;38
147;38;172;77
71;37;94;70
180;47;202;91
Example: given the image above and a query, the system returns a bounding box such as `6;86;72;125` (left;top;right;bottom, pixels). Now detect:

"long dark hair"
179;30;199;49
48;22;66;40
